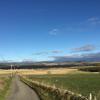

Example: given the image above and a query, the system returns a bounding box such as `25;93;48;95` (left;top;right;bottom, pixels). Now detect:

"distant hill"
0;61;100;69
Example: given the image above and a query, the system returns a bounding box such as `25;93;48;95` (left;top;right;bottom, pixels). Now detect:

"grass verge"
0;77;12;100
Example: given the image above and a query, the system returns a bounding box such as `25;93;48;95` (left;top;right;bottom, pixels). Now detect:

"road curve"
6;76;40;100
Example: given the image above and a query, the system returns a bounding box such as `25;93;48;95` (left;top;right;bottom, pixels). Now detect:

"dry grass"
0;67;93;76
17;68;78;75
0;70;12;75
0;79;4;90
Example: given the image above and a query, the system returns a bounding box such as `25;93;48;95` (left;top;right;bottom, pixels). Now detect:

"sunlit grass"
0;76;12;100
28;72;100;98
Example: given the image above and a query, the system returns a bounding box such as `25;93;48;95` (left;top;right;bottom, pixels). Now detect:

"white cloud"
71;44;96;52
88;17;99;21
88;17;100;25
33;50;63;55
49;28;59;35
33;52;48;55
51;50;62;53
52;52;100;62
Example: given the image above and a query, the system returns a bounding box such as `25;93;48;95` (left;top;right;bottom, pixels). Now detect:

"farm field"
28;72;100;99
0;68;100;99
17;68;78;75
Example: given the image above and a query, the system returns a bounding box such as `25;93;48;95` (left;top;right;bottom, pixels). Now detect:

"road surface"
6;76;40;100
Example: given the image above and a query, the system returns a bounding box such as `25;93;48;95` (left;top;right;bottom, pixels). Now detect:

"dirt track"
6;76;40;100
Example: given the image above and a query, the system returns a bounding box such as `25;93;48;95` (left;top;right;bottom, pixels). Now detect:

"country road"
6;76;40;100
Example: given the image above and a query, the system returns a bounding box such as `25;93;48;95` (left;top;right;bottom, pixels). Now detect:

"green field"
28;73;100;99
0;76;12;100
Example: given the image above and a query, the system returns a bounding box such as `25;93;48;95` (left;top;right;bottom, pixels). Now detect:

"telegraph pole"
11;64;13;77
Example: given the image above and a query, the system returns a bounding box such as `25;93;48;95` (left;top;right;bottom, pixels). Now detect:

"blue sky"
0;0;100;62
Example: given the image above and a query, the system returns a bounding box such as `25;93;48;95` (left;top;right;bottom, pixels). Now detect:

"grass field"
0;75;12;100
28;72;100;99
0;68;100;99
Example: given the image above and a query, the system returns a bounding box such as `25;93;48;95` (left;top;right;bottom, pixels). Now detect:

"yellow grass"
0;70;13;75
17;68;78;75
0;68;91;76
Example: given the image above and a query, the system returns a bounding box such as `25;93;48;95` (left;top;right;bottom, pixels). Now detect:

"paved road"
7;76;40;100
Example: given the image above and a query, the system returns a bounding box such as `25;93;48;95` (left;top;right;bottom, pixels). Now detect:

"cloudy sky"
0;0;100;62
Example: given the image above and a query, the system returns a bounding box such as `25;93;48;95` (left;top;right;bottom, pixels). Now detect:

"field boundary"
20;76;89;100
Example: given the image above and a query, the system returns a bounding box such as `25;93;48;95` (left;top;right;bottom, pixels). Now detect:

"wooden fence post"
89;93;92;100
